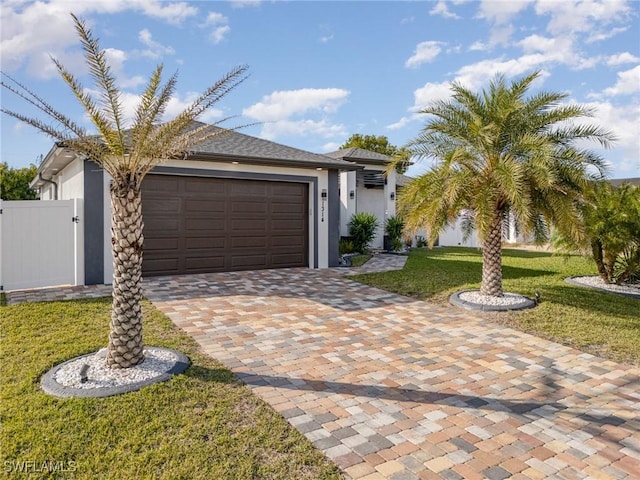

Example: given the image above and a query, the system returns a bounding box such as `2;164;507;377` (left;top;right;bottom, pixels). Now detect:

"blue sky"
1;0;639;179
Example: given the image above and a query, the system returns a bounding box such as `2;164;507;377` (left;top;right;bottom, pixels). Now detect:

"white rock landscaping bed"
450;290;536;311
41;346;190;398
567;276;640;299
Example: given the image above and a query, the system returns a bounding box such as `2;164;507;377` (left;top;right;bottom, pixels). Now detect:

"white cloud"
135;1;197;25
210;26;231;44
477;0;533;24
429;1;461;19
386;116;413;130
535;0;631;36
205;12;228;25
137;29;175;59
413;81;455;110
0;0;196;75
243;88;349;142
604;65;640;96
405;41;446;69
607;52;640;66
260;119;347;141
587;26;628;43
203;11;230;43
321;141;341;152
103;48;146;88
230;0;261;8
579;100;640;176
469;41;488;51
243;88;350;122
488;24;515;46
320;34;334;44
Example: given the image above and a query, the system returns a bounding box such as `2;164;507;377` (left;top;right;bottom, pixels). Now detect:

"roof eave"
184;152;362;171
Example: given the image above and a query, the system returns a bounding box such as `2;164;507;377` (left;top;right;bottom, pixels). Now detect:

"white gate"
0;200;83;291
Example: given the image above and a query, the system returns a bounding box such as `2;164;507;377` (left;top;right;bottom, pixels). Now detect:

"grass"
349;254;371;267
351;247;640;365
0;298;341;480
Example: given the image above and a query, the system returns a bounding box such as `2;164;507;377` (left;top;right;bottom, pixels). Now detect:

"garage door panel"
185;237;226;249
272;235;305;247
229;183;267;195
145;217;180;233
231;236;268;248
185;199;226;213
231;254;268;268
271;253;305;266
142;175;308;276
185;218;226;231
272;202;306;214
231;218;267;231
185;178;225;194
145;176;180;193
144;198;181;214
144;257;180;274
145;237;180;251
231;201;267;214
271;184;306;196
271;218;305;230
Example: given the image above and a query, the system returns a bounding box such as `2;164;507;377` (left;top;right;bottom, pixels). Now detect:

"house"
28;125;359;286
325;148;399;249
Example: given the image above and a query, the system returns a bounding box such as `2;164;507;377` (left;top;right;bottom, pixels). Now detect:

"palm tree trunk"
480;213;504;296
106;181;144;368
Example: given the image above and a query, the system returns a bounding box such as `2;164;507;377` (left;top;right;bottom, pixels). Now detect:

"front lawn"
351;247;640;365
0;298;340;480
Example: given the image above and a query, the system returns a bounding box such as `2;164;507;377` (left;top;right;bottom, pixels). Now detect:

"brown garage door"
141;175;308;276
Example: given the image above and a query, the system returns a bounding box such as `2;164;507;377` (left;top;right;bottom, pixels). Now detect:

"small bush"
385;215;405;251
348;212;379;254
416;236;427;248
339;238;356;255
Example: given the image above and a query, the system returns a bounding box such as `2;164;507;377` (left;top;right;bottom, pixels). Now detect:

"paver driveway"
144;266;640;480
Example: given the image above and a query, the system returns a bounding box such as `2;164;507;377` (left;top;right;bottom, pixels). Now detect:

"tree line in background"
0;163;38;200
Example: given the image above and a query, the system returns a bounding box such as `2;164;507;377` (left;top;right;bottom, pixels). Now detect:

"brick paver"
7;256;640;479
142;265;640;480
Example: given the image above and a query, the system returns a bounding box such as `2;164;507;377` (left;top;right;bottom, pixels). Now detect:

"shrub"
416;236;427;248
385;215;405;251
339;238;356;255
348;212;379;254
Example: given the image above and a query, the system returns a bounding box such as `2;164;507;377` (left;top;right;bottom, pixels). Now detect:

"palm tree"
1;14;248;368
554;182;640;285
394;71;614;297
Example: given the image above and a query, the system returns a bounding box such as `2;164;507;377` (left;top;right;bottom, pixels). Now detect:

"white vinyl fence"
0;200;83;291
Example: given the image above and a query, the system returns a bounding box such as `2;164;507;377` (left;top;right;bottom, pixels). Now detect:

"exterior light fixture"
390;192;395;200
349;190;355;199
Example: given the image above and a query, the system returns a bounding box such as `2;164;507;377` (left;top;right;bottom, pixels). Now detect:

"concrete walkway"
6;256;640;479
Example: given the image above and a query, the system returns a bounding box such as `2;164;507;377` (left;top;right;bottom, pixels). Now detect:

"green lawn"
352;247;640;365
0;298;340;480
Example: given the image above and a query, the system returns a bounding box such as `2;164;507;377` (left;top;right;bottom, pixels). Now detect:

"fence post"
73;198;85;286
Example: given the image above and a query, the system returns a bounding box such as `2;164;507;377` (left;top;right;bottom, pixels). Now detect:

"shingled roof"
325;147;392;165
188;123;357;170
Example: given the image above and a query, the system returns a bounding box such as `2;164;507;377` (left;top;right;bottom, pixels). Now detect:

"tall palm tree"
394;71;614;297
1;14;248;368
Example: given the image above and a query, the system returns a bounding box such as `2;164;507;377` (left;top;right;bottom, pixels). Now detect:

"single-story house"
29;124;361;286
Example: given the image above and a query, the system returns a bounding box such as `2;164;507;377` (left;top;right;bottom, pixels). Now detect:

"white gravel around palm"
54;347;179;389
570;276;640;296
459;291;531;306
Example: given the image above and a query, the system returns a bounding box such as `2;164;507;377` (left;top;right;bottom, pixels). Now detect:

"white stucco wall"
339;171;357;237
57;158;84;200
